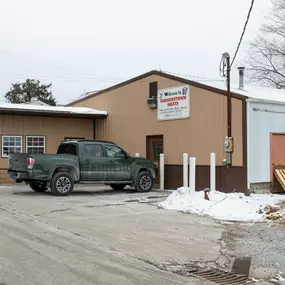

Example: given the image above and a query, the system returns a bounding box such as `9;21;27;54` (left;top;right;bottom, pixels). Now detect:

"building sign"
157;85;190;121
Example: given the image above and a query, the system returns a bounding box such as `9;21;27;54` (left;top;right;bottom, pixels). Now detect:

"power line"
0;48;231;84
0;69;228;84
231;0;255;67
0;48;126;81
162;70;224;82
0;72;123;83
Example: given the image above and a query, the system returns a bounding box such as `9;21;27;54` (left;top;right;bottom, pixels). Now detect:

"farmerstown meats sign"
157;85;190;121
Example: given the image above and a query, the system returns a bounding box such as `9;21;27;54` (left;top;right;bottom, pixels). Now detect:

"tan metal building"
68;70;247;193
0;104;107;183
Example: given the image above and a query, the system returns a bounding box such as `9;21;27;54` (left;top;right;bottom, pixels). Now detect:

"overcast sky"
0;0;273;105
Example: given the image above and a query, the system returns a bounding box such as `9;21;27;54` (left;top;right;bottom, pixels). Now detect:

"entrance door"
146;135;164;184
270;133;285;181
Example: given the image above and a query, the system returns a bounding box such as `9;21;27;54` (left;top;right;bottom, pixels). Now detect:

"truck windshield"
57;143;77;155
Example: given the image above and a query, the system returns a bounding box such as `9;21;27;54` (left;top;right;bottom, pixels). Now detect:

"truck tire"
110;184;126;190
50;172;74;196
135;171;153;192
29;182;48;192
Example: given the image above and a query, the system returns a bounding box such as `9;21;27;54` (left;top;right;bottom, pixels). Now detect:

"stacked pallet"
272;165;285;193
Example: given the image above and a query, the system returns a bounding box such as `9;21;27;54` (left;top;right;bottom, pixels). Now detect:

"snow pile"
158;187;285;222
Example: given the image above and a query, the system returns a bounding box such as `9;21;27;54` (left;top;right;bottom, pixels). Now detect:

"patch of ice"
158;187;285;222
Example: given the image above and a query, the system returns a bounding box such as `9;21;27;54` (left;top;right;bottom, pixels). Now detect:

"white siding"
247;100;285;185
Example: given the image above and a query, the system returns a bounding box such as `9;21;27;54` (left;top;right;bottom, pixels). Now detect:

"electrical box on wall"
224;136;233;153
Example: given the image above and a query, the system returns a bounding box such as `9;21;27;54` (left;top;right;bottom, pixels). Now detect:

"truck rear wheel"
135;171;154;192
50;172;74;196
29;182;48;192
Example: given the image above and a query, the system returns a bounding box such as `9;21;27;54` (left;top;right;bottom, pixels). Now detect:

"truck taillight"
27;157;35;169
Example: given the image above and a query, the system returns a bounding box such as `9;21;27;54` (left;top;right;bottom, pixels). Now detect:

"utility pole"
222;52;231;137
220;52;233;166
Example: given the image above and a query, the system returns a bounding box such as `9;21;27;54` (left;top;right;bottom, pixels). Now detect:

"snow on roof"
164;71;285;104
198;79;285;104
22;98;50;106
0;101;107;116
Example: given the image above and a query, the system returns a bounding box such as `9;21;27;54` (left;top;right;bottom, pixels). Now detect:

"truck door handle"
84;159;90;163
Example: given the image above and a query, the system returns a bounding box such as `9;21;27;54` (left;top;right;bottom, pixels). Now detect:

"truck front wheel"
29;182;48;193
50;172;74;196
135;171;154;192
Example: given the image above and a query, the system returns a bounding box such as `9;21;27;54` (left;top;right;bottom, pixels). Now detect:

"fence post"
159;153;164;191
210;152;216;192
189;157;196;192
183;153;189;188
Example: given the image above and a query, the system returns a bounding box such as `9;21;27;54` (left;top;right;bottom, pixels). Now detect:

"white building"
246;96;285;189
171;69;285;189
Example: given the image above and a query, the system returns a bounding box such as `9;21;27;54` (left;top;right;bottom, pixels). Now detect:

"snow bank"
158;187;285;222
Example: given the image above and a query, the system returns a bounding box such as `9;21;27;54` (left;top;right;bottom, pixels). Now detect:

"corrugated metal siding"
73;74;243;166
0;115;94;169
248;101;285;184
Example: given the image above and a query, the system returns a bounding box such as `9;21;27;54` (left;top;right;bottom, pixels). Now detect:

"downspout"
237;66;250;190
246;99;251;190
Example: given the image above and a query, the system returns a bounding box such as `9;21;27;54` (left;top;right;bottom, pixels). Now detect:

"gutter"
246;98;285;106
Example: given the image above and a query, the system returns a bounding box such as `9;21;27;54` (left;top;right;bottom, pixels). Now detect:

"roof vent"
237;67;245;90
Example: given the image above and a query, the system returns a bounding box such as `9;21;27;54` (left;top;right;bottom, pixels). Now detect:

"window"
105;145;126;158
2;136;22;157
149;81;158;98
83;144;103;157
26;136;45;154
57;143;77;155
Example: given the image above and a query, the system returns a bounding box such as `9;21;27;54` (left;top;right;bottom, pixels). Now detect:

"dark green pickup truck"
8;139;159;196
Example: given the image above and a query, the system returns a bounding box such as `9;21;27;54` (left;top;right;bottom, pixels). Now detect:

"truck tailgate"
8;153;29;172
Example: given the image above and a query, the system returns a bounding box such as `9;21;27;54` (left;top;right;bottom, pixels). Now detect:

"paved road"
0;184;220;285
1;184;284;284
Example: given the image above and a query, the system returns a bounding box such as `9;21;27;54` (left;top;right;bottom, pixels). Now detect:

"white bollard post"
183;153;189;188
160;153;164;191
135;153;140;157
210;152;216;192
189;157;196;192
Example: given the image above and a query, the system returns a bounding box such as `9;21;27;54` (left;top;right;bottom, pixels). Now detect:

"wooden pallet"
272;166;285;193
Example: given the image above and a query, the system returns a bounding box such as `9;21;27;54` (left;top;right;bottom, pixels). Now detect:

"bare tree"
246;0;285;89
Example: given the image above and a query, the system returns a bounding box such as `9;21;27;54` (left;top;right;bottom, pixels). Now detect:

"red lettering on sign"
167;101;179;106
160;95;187;103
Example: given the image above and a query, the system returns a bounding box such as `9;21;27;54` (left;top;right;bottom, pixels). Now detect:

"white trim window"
2;136;23;157
26;136;45;154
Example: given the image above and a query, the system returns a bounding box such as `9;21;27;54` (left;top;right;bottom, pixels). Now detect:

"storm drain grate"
188;268;254;285
231;257;252;277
